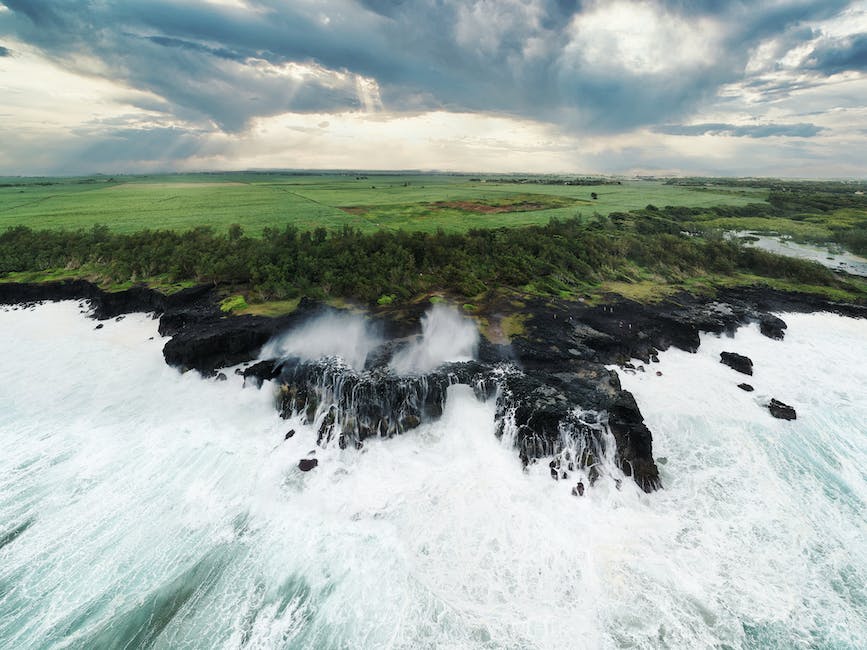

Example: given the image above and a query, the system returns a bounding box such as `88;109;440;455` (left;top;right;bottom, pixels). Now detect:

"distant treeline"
665;177;867;194
0;216;845;303
492;177;622;186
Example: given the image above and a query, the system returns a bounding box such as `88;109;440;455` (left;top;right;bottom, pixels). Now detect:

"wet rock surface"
759;313;787;340
768;399;797;420
275;356;495;449
720;351;754;376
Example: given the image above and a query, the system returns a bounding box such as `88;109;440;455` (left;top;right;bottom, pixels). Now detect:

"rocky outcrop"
768;399;797;420
275;356;495;448
606;391;661;492
720;352;754;375
738;383;754;392
162;314;287;373
759;313;787;340
148;286;862;493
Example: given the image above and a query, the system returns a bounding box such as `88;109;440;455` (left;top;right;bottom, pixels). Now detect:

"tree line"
1;215;847;304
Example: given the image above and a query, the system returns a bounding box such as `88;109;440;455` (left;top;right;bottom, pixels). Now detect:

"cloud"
656;122;825;138
805;33;867;74
0;44;10;56
1;0;857;134
0;0;866;174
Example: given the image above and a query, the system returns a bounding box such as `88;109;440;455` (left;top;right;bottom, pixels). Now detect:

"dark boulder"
298;458;318;472
758;313;787;340
720;351;753;375
768;399;797;420
284;429;296;440
737;383;754;392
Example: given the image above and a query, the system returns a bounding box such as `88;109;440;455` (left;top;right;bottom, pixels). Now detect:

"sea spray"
1;303;866;648
260;310;382;370
390;303;479;374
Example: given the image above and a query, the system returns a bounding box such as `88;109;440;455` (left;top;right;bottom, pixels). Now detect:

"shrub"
219;294;248;313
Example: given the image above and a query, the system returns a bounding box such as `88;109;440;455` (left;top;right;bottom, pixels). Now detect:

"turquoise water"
0;303;865;649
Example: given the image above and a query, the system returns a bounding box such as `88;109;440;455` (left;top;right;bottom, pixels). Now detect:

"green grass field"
0;172;768;235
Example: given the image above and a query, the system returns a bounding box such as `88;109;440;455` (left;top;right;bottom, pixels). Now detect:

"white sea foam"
0;303;865;648
389;303;479;374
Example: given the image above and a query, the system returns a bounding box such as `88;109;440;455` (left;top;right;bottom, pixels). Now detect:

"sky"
1;0;867;177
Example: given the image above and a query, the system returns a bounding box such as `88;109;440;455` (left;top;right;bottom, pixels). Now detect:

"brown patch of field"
339;206;368;215
431;200;549;213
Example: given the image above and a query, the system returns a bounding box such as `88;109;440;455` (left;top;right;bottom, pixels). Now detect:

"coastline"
3;279;866;493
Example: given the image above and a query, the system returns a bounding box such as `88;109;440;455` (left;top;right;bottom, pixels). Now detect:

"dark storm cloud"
806;34;867;74
142;35;249;62
656;122;824;138
0;0;861;135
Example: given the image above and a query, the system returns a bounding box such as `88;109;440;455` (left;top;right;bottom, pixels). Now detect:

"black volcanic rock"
768;399;797;420
242;359;283;387
298;458;318;472
276;357;494;448
720;351;753;375
758;313;787;340
606;391;661;492
737;383;754;392
162;315;280;373
160;300;336;373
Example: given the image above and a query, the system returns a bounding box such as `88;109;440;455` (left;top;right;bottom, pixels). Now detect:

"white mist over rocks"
260;311;381;370
390;303;479;375
1;303;866;648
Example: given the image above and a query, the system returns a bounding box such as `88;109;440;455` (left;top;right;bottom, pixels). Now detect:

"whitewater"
1;302;866;649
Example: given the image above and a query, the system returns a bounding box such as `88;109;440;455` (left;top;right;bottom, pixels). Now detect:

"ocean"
1;302;865;649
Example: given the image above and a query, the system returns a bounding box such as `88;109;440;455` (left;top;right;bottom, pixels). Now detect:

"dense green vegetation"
0;173;764;235
2;215;862;306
